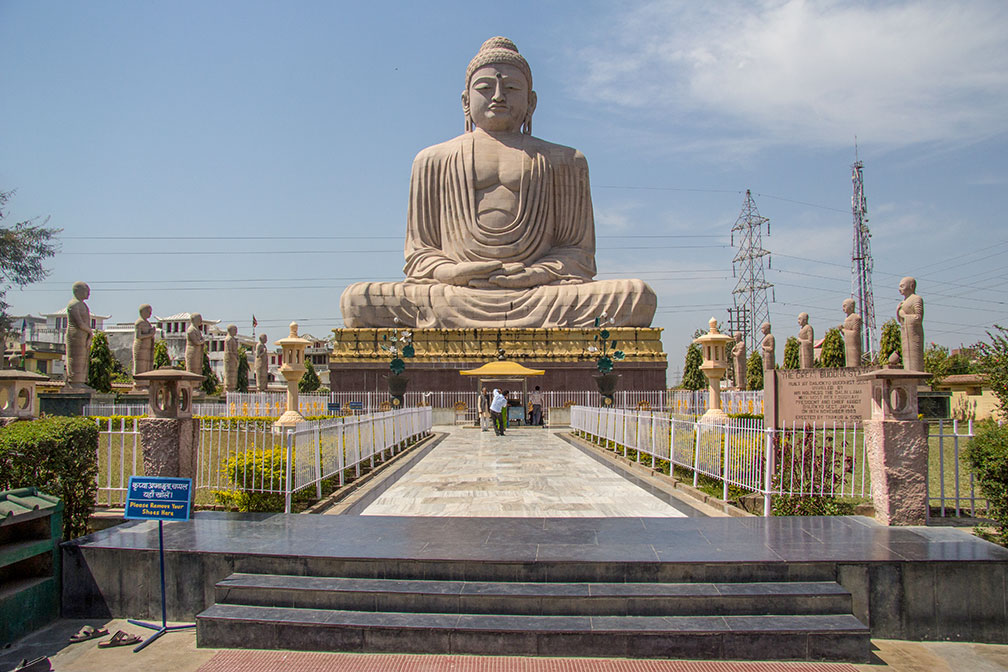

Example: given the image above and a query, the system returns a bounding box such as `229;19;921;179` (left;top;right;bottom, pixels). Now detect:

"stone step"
196;603;870;661
214;573;853;617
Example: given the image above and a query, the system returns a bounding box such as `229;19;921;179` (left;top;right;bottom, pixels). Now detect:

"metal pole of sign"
127;519;196;652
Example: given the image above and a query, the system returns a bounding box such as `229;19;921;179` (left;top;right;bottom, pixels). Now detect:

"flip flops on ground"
97;630;142;648
68;625;108;643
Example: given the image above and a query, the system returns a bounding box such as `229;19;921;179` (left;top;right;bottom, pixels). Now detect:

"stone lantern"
693;317;733;423
0;370;48;421
274;322;309;431
133;367;204;483
134;368;205;419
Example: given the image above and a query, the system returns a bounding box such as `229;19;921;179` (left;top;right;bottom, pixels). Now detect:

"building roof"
156;312;221;324
940;373;987;386
41;307;111;319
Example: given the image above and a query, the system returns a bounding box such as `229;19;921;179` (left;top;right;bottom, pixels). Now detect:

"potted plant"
381;321;414;407
587;313;624;406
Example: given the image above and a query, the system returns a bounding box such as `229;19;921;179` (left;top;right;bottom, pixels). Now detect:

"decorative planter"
594;373;620;407
385;374;409;407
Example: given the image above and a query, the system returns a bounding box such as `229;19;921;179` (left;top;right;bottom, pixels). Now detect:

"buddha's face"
467;64;531;133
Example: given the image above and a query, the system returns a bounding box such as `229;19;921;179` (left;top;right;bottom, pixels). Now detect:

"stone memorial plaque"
774;367;872;425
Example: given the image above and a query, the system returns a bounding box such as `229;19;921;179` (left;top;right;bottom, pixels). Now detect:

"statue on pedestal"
841;298;862;367
732;332;746;390
339;37;656;329
65;282;93;387
133;304;156;383
185;314;204;376
760;322;775;371
797;312;814;369
255;333;269;392
223;324;239;392
897;276;924;372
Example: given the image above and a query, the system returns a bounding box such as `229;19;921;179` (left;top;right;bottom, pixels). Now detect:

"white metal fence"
95;407;433;512
571;405;866;516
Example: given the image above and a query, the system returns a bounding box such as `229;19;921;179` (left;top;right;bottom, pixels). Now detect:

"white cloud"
576;0;1008;149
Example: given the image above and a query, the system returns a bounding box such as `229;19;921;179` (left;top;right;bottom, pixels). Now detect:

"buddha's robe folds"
340;134;657;328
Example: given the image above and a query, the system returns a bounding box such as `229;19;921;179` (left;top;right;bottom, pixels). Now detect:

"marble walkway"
354;426;690;518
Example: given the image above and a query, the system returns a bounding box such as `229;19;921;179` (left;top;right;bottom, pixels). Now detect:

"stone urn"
594;373;620;407
385;373;409;408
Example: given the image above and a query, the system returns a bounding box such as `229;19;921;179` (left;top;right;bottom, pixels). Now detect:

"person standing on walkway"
490;388;508;436
529;385;544;426
478;386;491;432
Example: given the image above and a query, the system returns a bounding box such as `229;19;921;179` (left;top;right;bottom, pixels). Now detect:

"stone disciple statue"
841;298;862;367
223;324;239;392
897;276;924;371
132;304;156;384
65;281;93;387
185;313;205;375
760;322;775;371
255;333;269;392
339;37;656;329
732;332;746;390
797;312;814;369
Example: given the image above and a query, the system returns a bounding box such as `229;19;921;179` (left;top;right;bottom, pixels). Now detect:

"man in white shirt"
489;388;509;436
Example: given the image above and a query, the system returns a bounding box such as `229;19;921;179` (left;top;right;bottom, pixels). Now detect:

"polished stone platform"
63;512;1008;644
354;427;691;517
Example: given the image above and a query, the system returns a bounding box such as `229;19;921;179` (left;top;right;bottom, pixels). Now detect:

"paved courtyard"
353;426;691;518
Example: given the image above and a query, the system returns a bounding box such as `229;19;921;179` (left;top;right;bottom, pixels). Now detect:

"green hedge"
964;419;1008;546
0;417;98;540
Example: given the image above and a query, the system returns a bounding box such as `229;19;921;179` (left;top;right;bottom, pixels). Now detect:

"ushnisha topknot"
465;36;532;91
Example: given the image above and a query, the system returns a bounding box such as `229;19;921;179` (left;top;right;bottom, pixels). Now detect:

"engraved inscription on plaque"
775;367;872;425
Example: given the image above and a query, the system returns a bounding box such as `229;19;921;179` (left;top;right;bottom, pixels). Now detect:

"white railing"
86;403;148;417
95;417;141;506
224;392;335;418
929;419;983;517
666;390;764;417
285;406;433;511
94;407;433;513
570;406;865;516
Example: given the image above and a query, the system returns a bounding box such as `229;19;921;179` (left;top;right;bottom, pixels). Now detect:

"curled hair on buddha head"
463;36;535;135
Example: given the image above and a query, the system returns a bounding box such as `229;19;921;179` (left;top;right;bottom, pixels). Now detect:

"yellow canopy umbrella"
459;360;545;377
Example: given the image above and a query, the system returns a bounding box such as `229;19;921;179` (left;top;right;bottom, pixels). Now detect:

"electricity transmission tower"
731;190;774;352
850;153;876;360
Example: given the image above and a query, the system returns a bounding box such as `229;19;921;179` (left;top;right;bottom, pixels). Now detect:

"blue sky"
2;1;1007;384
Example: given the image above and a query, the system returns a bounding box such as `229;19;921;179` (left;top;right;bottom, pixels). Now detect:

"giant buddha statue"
340;37;657;329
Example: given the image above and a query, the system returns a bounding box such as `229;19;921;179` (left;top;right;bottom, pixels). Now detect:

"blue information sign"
327;402;341;413
125;476;192;521
347;401;363;410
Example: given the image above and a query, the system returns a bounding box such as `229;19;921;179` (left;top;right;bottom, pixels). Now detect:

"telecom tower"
730;190;774;352
850;154;876;359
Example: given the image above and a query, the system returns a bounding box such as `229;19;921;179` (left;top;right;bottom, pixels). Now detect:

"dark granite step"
196;603;870;661
214;573;853;617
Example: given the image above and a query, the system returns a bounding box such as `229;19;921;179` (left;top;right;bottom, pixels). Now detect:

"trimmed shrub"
746;351;763;390
783;336;800;370
819;328;845;368
0;417;99;539
681;343;705;390
963;419;1008;545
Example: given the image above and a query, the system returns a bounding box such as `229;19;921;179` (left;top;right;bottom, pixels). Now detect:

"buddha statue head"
462;36;537;135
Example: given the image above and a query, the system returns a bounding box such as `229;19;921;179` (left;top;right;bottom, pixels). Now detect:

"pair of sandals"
68;625;142;648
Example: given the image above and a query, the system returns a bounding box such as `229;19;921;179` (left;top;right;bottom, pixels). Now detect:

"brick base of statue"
327;327;667;393
138;418;200;482
864;419;929;525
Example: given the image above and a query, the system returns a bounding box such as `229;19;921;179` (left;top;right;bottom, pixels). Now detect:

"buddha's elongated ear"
522;90;537;135
461;90;473;132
